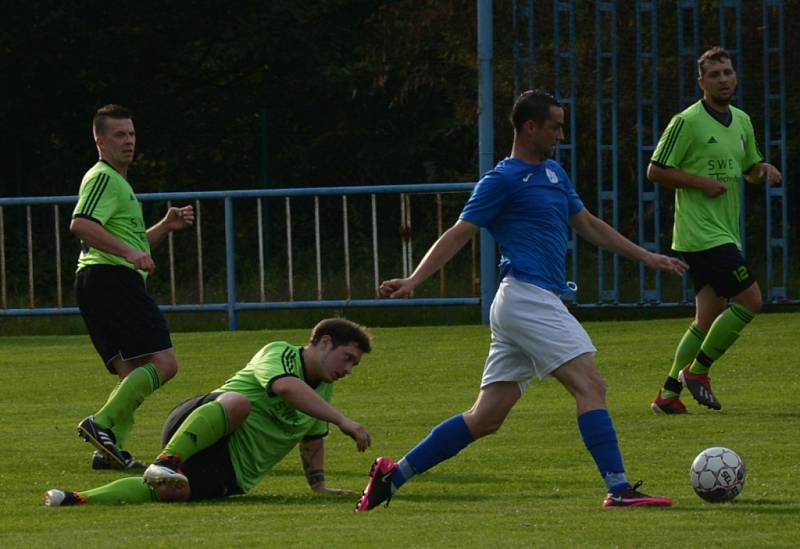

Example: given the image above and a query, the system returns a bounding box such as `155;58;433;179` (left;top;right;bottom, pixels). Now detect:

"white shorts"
481;276;596;393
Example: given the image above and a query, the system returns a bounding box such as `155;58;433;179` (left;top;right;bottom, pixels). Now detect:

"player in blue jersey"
356;89;687;511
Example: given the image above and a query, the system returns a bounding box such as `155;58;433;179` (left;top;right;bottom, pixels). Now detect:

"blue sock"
391;414;474;490
577;409;630;494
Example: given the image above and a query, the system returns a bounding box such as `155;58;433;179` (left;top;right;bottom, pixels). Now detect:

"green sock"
114;413;134;450
662;323;706;397
162;400;228;462
94;364;162;430
689;303;755;375
80;477;159;504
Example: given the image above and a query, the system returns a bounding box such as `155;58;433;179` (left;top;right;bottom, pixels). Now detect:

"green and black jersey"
216;341;331;493
72;160;150;276
651;100;763;252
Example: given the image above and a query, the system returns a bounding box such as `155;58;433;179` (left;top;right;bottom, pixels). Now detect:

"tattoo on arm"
307;469;325;486
300;440;324;485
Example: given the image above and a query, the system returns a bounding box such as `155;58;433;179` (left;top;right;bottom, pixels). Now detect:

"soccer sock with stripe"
578;409;629;494
662;323;706;398
161;400;229;462
79;477;159;504
689;303;755;375
391;414;474;491
94;364;162;432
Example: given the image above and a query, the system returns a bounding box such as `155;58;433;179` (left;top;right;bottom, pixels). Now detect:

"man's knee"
735;285;762;313
151;352;179;382
156;482;190;502
215;392;251;432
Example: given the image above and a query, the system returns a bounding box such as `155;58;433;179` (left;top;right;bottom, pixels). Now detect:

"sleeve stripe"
280;346;296;375
78;173;110;218
652;118;684;164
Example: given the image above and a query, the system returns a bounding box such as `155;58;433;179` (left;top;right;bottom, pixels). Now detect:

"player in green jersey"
71;105;195;470
648;48;782;414
43;318;373;506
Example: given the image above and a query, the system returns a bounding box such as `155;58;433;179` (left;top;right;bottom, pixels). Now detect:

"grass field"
1;313;798;548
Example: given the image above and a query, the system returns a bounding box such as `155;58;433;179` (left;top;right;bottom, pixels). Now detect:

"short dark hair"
309;318;372;353
510;89;561;131
93;104;132;136
697;47;732;76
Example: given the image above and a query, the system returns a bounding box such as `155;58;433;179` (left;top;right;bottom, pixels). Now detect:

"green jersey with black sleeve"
216;341;332;493
72;160;150;276
651;100;763;252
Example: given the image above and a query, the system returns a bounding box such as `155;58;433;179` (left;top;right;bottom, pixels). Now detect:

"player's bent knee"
151;355;179;382
216;392;251;430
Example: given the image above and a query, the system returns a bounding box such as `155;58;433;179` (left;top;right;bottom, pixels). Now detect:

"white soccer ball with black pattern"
690;447;746;502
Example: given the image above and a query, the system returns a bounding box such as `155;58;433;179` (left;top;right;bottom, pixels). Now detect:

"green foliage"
1;313;799;547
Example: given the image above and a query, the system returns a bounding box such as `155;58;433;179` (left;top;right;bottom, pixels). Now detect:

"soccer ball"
690;447;746;502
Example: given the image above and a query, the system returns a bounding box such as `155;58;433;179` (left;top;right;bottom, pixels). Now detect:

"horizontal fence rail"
1;179;797;330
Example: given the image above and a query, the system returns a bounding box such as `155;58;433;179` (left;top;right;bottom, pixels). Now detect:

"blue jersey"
459;157;584;293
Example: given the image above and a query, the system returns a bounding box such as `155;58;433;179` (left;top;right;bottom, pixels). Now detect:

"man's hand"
311;485;357;496
702;179;727;198
643;252;688;277
379;278;416;298
337;418;371;451
757;163;782;185
163;205;195;232
124;249;156;272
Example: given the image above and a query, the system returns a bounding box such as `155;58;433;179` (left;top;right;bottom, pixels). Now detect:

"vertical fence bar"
0;206;5;308
555;0;579;303
595;1;619;303
195;200;204;305
636;0;661;303
285;197;294;301
405;194;413;274
400;193;410;278
257;198;265;301
54;204;63;308
677;0;699;303
513;0;535;97
314;195;322;300
26;206;34;308
720;0;747;256
478;0;496;323
342;196;352;301
436;193;446;296
224;197;237;330
167;200;176;306
371;193;380;298
763;0;788;300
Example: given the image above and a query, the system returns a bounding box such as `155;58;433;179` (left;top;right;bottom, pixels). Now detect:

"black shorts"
162;393;244;501
679;243;756;298
75;264;172;374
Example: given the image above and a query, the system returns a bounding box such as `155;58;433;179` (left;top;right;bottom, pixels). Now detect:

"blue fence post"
677;0;699;304
224;196;238;330
554;0;579;303
595;1;619;304
478;0;496;324
762;0;788;301
636;0;661;304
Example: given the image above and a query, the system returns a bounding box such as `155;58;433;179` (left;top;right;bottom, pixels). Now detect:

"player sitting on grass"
44;318;372;506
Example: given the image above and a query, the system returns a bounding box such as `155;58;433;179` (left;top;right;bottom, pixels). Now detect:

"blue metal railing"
0;183;480;330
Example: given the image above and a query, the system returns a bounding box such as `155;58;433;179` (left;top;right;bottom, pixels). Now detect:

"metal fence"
0;184;482;330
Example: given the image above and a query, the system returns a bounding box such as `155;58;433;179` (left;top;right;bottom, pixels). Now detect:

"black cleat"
355;457;398;512
602;481;672;508
78;416;127;469
680;366;722;410
44;489;87;507
92;450;146;471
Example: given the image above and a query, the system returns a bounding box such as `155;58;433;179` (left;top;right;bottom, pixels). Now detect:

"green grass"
1;313;798;548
